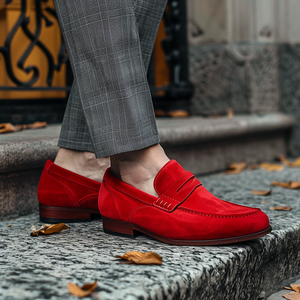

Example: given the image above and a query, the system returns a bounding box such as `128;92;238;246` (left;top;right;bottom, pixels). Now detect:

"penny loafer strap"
153;171;202;212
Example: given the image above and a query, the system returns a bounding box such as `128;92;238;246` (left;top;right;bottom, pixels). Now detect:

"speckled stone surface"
159;114;293;174
279;44;300;157
166;135;287;175
2;167;300;299
0;113;294;174
189;43;280;116
0;169;41;221
158;113;294;148
188;42;300;158
0;126;60;174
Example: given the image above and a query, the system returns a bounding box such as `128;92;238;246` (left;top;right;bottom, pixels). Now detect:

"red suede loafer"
38;160;101;223
99;160;271;245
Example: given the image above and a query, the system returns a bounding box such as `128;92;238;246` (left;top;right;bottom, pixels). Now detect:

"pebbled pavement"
1;166;300;300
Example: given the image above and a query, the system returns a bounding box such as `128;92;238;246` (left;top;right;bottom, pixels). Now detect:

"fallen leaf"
270;206;292;211
0;123;15;133
155;110;166;117
29;121;47;129
291;285;300;293
225;162;246;174
8;224;11;227
116;251;162;265
251;190;271;196
278;156;300;167
168;110;189;118
284;287;293;290
227;108;234;118
283;291;300;300
16;121;47;130
260;201;269;204
272;181;300;189
0;122;47;133
248;163;284;171
260;163;284;172
31;223;69;236
68;281;97;297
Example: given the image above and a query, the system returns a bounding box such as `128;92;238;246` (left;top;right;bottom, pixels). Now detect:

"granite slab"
0;125;60;173
0;113;294;174
2;166;300;299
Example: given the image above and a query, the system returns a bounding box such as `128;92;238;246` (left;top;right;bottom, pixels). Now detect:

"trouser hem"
57;140;95;154
57;133;160;158
93;133;160;158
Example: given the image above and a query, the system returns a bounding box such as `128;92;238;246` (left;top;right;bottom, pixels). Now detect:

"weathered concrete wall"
188;42;300;157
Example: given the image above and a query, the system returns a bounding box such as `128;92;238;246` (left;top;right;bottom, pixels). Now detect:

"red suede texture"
38;160;100;210
99;160;270;240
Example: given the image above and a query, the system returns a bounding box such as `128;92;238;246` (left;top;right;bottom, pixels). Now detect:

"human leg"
53;0;168;183
53;0;166;159
57;0;167;156
55;82;109;182
38;0;168;221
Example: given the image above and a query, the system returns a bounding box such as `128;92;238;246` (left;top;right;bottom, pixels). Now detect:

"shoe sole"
39;204;101;223
102;216;272;246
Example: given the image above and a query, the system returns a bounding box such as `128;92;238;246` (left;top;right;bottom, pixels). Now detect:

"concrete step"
0;113;294;220
2;166;300;300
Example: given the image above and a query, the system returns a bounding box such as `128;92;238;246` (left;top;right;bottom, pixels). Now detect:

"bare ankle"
110;144;170;196
54;148;110;182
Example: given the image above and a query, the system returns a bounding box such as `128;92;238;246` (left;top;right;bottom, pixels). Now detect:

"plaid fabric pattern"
54;0;167;157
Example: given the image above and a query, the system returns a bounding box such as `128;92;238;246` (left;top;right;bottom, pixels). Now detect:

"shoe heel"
39;204;93;223
102;216;137;238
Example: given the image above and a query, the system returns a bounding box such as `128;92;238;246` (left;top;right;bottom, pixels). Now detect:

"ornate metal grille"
0;0;70;91
0;0;193;116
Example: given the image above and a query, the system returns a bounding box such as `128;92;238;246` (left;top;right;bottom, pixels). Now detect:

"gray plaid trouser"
53;0;167;158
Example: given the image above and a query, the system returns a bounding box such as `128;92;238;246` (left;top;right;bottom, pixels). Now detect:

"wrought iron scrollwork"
0;0;69;91
1;0;193;114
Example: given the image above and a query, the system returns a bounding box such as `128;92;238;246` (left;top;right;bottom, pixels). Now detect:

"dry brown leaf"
0;123;15;133
225;162;246;174
270;206;292;211
116;251;162;265
155;110;166;117
31;223;69;236
8;224;11;227
283;291;300;300
272;181;300;189
260;201;269;204
68;281;97;298
284;287;293;290
260;163;284;172
291;285;300;293
16;121;47;130
227;108;234;118
168;110;189;118
251;190;271;196
28;121;47;129
278;155;300;167
248;163;284;171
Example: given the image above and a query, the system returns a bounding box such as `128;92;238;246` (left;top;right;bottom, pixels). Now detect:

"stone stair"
2;161;300;300
0;112;294;221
